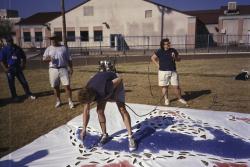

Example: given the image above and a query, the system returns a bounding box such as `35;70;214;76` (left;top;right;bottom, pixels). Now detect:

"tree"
0;20;14;39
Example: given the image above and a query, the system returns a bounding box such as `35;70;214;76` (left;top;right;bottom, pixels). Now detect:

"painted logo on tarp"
67;110;250;167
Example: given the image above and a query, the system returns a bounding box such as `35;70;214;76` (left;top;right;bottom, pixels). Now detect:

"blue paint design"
77;116;250;159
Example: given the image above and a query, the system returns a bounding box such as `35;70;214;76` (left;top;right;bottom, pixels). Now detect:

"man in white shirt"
43;34;74;109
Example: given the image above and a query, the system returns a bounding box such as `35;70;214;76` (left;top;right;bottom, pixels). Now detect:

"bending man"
78;71;137;151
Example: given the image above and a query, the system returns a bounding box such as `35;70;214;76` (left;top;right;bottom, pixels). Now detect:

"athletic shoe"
128;137;137;152
29;95;36;100
55;101;61;108
98;133;109;146
69;101;74;109
178;98;187;105
164;99;170;106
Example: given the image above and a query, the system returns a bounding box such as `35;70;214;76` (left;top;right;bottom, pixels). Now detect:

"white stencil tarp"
1;103;250;167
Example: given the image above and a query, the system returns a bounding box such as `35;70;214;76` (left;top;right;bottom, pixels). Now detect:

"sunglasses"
164;42;171;45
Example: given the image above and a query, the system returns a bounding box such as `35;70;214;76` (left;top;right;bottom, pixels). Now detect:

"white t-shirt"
43;45;72;68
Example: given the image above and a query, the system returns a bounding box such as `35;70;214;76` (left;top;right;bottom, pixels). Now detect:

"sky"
0;0;250;18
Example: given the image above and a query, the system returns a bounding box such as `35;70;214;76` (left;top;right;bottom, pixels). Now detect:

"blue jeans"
6;66;32;98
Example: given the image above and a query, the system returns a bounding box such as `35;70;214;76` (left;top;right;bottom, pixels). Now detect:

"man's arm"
0;61;8;72
0;49;8;72
20;48;27;70
151;54;159;68
68;60;73;75
42;47;52;62
81;103;90;140
172;49;181;62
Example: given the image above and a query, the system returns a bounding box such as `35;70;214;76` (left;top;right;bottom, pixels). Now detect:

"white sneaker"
128;137;137;152
55;101;61;108
69;101;74;109
164;99;170;106
98;133;109;146
29;95;36;100
178;98;187;105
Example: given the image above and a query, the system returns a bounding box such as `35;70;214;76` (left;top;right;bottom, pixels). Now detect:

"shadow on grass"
0;88;82;108
170;89;211;103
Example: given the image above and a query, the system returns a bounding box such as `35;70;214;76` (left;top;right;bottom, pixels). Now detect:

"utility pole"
61;0;67;47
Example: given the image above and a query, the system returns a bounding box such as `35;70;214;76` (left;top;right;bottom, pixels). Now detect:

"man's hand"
151;54;159;68
43;56;52;62
0;62;8;73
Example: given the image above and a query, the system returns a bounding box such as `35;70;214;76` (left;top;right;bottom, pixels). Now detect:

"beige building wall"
48;0;191;49
205;24;219;43
219;15;250;44
18;25;47;48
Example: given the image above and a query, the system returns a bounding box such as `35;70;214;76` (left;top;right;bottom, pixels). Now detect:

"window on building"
35;32;43;42
83;6;94;16
23;32;31;42
80;31;89;41
94;30;103;41
67;31;75;41
145;10;152;18
54;31;62;41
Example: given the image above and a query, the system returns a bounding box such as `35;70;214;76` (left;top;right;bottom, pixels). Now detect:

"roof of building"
185;5;250;24
185;9;221;24
17;12;61;25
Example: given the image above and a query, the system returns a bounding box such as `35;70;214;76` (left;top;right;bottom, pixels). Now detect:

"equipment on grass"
98;60;116;72
235;70;249;81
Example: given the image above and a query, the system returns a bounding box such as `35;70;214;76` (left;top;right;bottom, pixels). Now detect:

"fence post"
185;35;187;54
226;35;228;54
99;39;102;55
147;36;150;50
122;35;125;55
207;34;210;53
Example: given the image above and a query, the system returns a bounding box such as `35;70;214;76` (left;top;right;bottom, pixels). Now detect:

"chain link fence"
18;34;250;58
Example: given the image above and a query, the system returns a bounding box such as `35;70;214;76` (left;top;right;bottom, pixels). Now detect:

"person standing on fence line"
0;36;36;102
77;71;137;151
151;38;187;106
42;33;74;109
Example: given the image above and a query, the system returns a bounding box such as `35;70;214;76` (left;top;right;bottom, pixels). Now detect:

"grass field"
0;57;250;157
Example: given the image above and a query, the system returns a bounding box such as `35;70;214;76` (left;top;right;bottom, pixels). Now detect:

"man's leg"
60;68;74;108
159;71;170;105
116;102;132;136
65;85;74;109
49;68;61;107
54;86;61;108
162;86;169;105
6;71;17;99
173;85;187;105
173;85;182;99
97;101;109;145
171;72;187;105
16;70;33;97
116;102;137;151
97;101;107;135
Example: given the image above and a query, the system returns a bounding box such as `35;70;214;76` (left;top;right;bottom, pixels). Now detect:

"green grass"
0;57;250;157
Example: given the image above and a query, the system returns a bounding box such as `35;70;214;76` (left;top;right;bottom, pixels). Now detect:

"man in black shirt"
151;38;187;106
78;72;137;151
